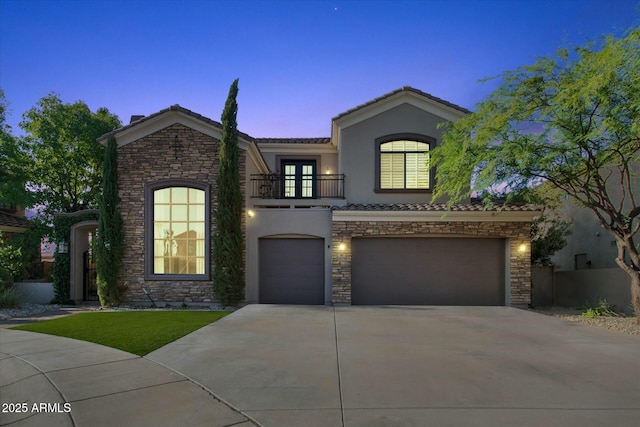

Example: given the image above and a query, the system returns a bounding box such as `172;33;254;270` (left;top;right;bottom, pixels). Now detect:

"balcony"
250;174;345;200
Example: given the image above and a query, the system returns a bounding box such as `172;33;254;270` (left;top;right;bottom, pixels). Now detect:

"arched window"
377;135;433;191
145;180;210;280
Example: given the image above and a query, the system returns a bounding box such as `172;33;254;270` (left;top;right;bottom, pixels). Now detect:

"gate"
83;251;99;301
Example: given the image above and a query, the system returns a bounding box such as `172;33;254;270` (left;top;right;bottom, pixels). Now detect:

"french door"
282;160;316;199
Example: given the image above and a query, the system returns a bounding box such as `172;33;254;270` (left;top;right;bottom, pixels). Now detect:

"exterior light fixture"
518;243;527;253
247;210;255;218
57;240;69;254
338;243;346;251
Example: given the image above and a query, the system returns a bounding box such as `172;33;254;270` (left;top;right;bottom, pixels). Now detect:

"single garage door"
259;238;325;304
352;237;505;306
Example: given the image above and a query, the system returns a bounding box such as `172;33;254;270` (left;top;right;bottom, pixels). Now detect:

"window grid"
153;187;205;275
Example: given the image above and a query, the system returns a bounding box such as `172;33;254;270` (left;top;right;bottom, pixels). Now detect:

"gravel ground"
531;307;640;336
0;302;232;322
0;303;65;320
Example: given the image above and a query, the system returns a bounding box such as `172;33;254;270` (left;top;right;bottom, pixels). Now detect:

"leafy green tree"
0;232;24;286
213;79;245;306
531;215;572;267
95;136;124;306
0;89;32;209
433;28;640;321
13;94;121;219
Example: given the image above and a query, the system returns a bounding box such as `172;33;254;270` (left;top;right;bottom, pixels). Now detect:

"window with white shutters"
379;140;430;190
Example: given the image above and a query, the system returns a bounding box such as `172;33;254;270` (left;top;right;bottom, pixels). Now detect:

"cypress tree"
213;79;245;306
96;136;124;306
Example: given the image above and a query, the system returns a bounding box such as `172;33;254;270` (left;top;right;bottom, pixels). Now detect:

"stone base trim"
331;220;532;306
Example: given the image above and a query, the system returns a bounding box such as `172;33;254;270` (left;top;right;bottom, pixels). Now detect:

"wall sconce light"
518;243;527;253
247;210;255;218
338;242;346;251
57;240;69;254
326;168;331;174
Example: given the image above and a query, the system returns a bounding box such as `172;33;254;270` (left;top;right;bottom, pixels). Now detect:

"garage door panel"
259;238;324;305
352;238;505;306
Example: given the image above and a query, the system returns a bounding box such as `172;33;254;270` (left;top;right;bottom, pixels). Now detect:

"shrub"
0;285;25;309
579;299;620;318
0;233;24;286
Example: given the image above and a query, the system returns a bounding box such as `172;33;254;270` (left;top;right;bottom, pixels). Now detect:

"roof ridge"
332;86;472;121
97;105;255;143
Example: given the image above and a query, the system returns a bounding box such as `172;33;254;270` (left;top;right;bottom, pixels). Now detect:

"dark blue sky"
1;0;638;137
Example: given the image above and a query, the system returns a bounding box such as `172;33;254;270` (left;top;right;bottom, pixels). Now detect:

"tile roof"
332;86;472;121
333;203;541;212
0;211;30;229
97;105;255;143
255;137;331;144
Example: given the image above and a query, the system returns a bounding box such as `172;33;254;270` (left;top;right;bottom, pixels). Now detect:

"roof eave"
332;209;540;222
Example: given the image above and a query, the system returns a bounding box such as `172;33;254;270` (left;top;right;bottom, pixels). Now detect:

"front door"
282;160;316;199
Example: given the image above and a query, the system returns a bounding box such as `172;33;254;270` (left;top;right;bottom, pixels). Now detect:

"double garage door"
352;237;506;306
259;237;505;306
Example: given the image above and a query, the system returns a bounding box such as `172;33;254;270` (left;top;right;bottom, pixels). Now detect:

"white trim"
110;111;217;147
107;110;269;174
257;143;338;155
245;144;270;174
334;91;468;131
332;210;540;222
331;91;467;152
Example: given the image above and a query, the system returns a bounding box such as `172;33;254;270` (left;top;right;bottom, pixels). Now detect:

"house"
87;87;539;307
551;164;640;270
546;165;639;311
0;202;30;240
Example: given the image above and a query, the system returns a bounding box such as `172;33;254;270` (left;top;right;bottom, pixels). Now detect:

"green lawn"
12;311;230;356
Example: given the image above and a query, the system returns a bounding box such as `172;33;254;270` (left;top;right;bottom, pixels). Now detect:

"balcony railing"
250;174;345;199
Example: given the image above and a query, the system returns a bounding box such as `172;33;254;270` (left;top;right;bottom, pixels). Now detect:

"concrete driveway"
149;305;640;427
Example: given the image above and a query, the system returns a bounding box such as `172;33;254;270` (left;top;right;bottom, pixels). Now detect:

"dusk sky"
1;0;638;137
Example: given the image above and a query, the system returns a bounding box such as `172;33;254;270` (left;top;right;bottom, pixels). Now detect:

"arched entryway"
69;220;99;303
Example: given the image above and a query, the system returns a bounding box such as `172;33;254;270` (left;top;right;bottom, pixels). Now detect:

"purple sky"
1;0;638;137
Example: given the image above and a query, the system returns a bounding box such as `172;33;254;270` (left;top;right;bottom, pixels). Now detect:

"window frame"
144;179;211;281
281;159;317;199
375;133;435;193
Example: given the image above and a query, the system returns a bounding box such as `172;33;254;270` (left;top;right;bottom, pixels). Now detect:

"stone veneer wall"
331;221;532;306
117;123;246;303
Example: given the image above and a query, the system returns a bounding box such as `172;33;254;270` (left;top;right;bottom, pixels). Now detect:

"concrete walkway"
148;305;640;427
0;328;257;426
2;305;639;426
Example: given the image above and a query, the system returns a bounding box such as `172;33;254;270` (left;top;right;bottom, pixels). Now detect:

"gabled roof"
255;137;331;145
330;86;472;148
97;104;253;144
332;86;472;122
96;104;269;174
